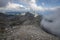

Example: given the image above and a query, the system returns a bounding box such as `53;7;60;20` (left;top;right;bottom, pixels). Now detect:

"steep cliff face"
0;12;59;40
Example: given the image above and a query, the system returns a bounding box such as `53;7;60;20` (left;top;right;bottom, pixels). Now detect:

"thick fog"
41;8;60;36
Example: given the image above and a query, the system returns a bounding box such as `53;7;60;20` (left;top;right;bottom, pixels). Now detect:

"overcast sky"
0;0;60;12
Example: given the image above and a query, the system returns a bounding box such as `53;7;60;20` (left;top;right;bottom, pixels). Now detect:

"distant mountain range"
5;11;21;15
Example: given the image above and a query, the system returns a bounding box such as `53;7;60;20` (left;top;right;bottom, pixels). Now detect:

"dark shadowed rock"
25;12;34;20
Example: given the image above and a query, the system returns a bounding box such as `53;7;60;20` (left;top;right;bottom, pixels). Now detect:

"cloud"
25;0;60;12
41;2;45;6
0;0;9;7
0;0;60;12
41;8;60;36
0;0;31;12
0;2;30;12
46;6;60;11
12;0;46;11
26;0;46;11
0;0;52;11
7;2;25;9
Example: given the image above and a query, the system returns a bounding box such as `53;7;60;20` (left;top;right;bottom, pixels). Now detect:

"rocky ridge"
0;12;60;40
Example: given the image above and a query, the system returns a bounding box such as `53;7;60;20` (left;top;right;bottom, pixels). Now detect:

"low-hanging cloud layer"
41;8;60;36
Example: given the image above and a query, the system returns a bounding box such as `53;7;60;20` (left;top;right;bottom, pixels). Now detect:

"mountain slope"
0;12;60;40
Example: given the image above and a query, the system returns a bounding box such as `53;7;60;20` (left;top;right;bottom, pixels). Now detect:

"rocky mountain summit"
0;12;60;40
